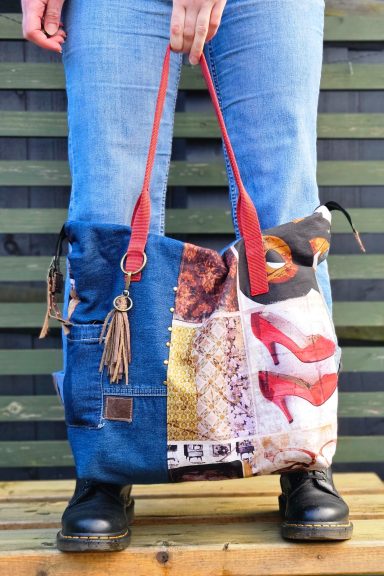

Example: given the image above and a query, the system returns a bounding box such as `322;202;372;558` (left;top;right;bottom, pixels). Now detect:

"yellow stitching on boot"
59;529;129;540
283;522;351;528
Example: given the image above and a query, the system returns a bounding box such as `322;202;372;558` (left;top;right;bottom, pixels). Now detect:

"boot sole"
281;520;353;541
56;528;131;552
56;497;134;552
279;494;353;541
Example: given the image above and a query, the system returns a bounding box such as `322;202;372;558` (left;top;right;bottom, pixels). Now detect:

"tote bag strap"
124;43;269;296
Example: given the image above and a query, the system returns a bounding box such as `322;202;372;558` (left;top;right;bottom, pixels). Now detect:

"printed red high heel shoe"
250;311;336;365
258;371;338;423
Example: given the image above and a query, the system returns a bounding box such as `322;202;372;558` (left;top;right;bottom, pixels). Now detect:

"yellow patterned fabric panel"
167;324;198;441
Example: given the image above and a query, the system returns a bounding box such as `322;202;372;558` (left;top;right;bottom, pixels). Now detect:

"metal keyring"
120;251;147;275
113;294;133;312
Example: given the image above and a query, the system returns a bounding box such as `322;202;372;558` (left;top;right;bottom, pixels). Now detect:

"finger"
189;3;212;65
55;28;67;38
170;2;185;52
25;28;64;53
22;6;63;53
43;0;65;36
183;6;198;55
206;0;226;42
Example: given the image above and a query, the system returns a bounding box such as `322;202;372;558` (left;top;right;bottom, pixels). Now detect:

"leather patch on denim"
104;396;133;422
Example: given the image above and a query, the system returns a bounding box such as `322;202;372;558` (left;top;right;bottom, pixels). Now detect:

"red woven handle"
125;43;269;296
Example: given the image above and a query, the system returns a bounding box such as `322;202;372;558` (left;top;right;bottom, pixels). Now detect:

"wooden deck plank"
0;520;383;576
0;437;382;467
0;492;382;530
0;473;381;502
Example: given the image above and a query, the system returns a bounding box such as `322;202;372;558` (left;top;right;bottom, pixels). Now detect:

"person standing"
22;0;352;551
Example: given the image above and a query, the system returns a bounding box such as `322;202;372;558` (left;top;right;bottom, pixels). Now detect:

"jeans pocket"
63;323;104;429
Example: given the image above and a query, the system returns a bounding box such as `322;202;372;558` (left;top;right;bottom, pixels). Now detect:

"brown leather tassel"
99;253;146;385
99;294;132;385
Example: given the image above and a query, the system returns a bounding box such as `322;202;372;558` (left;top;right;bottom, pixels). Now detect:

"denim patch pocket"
63;323;104;429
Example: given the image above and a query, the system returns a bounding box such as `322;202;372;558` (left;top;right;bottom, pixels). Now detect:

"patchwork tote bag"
40;43;366;485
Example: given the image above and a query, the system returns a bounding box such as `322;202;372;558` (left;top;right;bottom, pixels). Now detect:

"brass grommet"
166;341;171;347
173;286;178;291
168;326;172;331
163;359;169;365
163;380;168;385
169;306;175;312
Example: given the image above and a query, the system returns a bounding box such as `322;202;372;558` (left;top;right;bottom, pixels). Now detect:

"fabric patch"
175;243;238;323
166;325;199;440
191;315;256;440
104;396;133;422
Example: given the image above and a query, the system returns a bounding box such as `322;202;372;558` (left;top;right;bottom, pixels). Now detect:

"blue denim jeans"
57;0;330;389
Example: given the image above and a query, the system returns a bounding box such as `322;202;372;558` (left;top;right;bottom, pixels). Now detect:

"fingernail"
189;56;198;66
45;23;58;35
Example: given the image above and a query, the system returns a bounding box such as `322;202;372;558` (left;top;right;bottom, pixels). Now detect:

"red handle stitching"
124;43;269;296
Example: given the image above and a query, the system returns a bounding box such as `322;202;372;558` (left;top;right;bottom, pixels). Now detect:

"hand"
21;0;67;54
170;0;227;65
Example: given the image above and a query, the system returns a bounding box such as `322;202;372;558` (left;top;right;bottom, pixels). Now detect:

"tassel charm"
99;278;133;385
99;250;147;385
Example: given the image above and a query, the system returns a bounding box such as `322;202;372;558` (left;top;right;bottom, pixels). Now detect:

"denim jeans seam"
103;389;167;397
62;44;77;219
158;50;183;236
205;41;241;239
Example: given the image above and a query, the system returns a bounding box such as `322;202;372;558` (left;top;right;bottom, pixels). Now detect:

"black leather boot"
279;467;353;541
57;479;135;552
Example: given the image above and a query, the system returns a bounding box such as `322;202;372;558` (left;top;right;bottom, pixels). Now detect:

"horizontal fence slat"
2;13;384;42
0;111;68;137
0;255;382;282
0;347;382;376
1;392;382;422
0;350;62;375
1;160;384;187
325;15;384;41
2;112;384;139
0;437;381;467
337;392;384;418
1;63;384;90
317;113;384;139
328;255;384;279
0;208;381;234
0;303;382;338
0;396;63;421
